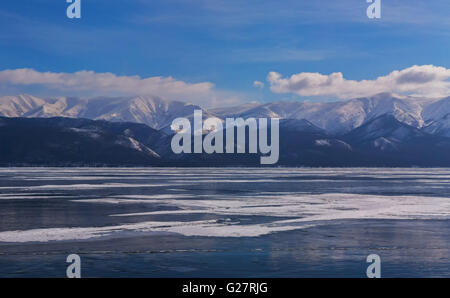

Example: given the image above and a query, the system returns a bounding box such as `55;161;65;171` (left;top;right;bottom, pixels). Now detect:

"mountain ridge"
1;92;449;138
2;115;450;167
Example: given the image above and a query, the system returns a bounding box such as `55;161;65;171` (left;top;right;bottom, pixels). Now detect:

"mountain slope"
80;96;213;129
2;115;450;166
342;115;450;166
213;93;432;134
343;114;427;146
1;92;450;137
0;94;47;117
0;95;212;130
422;97;450;137
0;117;165;166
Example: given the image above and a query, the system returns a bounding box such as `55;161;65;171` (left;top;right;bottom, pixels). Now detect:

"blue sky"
0;0;449;106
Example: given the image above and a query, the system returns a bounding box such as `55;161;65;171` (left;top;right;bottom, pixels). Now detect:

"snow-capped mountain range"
3;92;450;166
0;94;212;130
2;92;450;137
212;92;446;135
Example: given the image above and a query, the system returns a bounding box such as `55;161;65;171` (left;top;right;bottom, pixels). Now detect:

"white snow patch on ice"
1;193;449;242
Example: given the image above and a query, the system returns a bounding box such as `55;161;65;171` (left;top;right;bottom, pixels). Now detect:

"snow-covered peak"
1;93;450;135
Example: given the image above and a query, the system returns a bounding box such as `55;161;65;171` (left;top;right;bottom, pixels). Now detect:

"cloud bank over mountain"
1;65;450;107
0;68;242;108
267;65;450;99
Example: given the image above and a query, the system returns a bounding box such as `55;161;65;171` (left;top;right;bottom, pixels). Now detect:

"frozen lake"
0;167;449;277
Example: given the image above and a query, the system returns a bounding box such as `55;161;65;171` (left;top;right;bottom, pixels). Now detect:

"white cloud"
253;80;264;88
0;68;241;107
267;65;450;99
